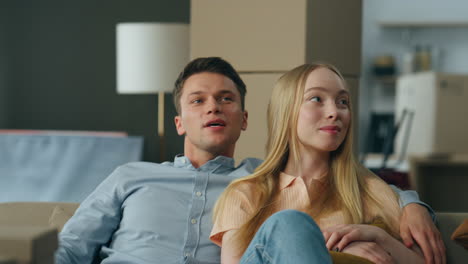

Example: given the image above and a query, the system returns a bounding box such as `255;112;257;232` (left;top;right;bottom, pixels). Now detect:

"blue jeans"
240;210;332;264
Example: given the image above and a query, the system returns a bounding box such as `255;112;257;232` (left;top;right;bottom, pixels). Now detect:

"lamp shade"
116;23;189;94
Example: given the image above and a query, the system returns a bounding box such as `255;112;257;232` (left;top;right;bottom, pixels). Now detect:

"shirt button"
196;191;202;197
185;252;191;257
191;218;197;224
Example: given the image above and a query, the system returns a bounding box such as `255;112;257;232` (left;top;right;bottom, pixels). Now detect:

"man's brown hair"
173;57;246;114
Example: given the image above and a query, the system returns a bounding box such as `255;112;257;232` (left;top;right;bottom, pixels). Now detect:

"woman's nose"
326;104;338;120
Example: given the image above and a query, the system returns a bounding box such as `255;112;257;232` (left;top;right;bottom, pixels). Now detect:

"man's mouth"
205;119;226;127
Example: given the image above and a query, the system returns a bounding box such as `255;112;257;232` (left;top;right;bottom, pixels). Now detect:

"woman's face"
296;67;351;154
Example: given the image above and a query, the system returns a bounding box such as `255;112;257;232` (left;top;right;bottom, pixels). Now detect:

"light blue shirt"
56;155;431;264
56;155;262;264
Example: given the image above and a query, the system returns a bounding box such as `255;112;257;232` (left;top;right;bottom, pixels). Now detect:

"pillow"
48;206;74;232
451;219;468;250
327;219;391;264
330;251;374;264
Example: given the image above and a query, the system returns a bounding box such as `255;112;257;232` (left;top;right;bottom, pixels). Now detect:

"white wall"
359;0;468;152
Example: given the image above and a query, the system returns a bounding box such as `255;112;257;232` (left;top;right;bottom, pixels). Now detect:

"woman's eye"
191;99;202;104
310;96;321;102
338;99;349;105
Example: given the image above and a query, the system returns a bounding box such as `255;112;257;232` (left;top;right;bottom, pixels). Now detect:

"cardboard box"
0;226;57;264
191;0;362;75
395;72;468;159
235;73;282;162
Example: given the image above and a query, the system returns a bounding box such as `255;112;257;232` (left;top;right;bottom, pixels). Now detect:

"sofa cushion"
451;219;468;250
49;205;76;232
0;202;79;228
0;226;57;264
436;212;468;263
330;251;374;264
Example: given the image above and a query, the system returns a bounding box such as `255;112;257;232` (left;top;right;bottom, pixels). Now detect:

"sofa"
0;131;143;203
0;202;467;264
0;131;146;264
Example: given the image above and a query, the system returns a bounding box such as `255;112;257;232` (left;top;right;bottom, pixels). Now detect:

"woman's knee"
261;210;321;233
250;210;329;260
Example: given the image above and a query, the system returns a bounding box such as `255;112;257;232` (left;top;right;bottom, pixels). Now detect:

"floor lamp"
116;23;189;162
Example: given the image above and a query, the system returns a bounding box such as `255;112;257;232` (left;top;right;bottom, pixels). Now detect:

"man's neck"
184;148;234;168
186;153;217;168
183;138;235;168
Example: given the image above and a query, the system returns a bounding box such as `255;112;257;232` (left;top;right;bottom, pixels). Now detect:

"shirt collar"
279;172;298;190
173;154;235;171
279;171;329;190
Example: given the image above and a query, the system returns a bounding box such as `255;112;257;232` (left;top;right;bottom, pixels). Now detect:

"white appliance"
395;72;468;159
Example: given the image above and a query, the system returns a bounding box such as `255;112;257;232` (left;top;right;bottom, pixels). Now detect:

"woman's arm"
341;241;394;264
323;224;424;264
220;230;242;264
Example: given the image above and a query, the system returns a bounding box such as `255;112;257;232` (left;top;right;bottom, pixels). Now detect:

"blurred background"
0;0;189;162
1;0;467;167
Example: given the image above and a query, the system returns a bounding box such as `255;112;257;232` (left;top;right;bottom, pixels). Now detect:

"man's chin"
204;141;235;155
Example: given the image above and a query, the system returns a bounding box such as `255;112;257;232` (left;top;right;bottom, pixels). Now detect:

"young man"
56;57;444;264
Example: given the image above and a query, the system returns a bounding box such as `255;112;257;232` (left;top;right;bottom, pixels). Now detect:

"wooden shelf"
379;21;468;28
374;76;397;86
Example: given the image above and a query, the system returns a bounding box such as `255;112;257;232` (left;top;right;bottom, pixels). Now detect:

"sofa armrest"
0;226;57;264
0;202;79;229
436;212;468;264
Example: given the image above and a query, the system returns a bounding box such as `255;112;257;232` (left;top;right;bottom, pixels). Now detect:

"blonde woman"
211;63;429;264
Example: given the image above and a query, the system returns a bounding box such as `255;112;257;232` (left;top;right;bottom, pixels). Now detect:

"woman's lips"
319;125;340;134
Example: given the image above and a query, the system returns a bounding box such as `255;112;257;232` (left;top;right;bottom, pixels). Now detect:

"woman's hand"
323;224;424;264
322;224;386;251
341;241;395;264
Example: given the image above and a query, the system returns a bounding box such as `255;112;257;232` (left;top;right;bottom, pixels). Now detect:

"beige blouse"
210;172;401;246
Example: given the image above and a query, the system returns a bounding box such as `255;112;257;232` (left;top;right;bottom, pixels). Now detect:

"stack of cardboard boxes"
190;0;363;161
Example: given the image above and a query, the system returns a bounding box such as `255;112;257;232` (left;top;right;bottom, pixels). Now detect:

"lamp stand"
158;91;166;162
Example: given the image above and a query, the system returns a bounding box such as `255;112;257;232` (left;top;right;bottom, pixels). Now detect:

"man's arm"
392;185;446;264
391;186;435;221
55;168;124;264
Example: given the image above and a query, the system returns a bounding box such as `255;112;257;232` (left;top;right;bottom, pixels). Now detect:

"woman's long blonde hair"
213;63;400;254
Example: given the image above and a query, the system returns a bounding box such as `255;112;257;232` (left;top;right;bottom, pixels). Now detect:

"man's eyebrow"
187;90;236;96
219;90;236;95
187;91;204;96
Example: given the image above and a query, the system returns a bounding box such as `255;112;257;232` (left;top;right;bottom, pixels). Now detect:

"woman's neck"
283;147;330;183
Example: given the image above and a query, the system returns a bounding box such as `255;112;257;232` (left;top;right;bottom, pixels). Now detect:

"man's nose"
206;97;221;113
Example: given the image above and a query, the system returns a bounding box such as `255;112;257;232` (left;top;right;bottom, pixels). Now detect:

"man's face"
174;72;248;157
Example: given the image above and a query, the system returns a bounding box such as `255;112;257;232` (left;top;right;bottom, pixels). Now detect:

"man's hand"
400;203;446;264
341;241;394;264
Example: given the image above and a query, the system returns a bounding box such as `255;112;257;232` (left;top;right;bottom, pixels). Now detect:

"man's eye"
191;99;202;104
221;97;233;102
